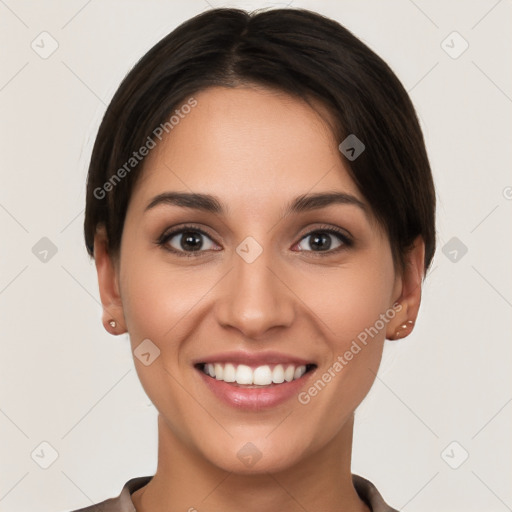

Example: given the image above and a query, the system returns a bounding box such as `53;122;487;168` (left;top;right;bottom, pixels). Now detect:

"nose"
214;243;295;339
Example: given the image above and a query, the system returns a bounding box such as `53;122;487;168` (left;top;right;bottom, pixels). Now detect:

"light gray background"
1;1;511;511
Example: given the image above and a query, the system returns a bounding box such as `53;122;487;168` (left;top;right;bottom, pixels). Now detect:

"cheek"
119;248;205;341
299;255;395;402
318;259;395;402
118;252;200;421
300;259;395;343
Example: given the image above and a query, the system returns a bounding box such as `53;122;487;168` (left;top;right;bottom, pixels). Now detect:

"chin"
201;436;303;475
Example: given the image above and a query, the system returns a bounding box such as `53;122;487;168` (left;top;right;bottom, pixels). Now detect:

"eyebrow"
144;191;367;217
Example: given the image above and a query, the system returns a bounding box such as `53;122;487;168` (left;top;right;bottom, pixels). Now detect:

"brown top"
67;474;399;512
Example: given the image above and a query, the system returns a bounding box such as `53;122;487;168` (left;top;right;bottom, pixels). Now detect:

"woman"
76;6;436;512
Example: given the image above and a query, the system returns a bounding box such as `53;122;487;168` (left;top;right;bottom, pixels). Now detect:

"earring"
109;320;117;328
394;320;414;339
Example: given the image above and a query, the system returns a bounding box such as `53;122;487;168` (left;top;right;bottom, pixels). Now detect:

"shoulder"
66;476;153;512
65;474;395;512
352;474;399;512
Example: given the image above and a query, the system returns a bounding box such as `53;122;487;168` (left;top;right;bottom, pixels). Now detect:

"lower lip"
196;366;316;411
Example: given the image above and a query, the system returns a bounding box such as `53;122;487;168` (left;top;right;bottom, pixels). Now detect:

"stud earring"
109;320;117;328
394;320;414;339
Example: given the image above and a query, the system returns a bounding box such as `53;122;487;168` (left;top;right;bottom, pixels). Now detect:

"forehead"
131;85;366;218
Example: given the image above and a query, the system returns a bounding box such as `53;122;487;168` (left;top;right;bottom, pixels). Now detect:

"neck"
132;413;370;512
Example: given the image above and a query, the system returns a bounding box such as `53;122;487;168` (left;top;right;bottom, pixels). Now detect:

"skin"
93;85;425;512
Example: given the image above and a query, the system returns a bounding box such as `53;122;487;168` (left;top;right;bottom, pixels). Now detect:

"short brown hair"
84;7;436;275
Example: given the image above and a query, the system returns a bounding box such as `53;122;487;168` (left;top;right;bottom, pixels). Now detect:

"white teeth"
294;366;306;379
253;365;272;385
214;363;224;380
201;362;311;385
272;364;285;383
284;365;295;382
223;363;236;382
235;364;253;384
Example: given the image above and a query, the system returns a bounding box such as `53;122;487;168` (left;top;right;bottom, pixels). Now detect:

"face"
98;85;416;474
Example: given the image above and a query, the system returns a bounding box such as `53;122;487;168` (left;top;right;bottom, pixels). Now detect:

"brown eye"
158;225;219;256
295;227;353;254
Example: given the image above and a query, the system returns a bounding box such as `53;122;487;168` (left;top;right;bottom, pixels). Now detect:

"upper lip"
193;350;316;368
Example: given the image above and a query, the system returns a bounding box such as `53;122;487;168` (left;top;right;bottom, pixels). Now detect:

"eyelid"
159;223;216;241
297;223;352;242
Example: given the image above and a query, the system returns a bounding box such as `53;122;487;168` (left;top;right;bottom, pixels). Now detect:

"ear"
93;225;126;335
385;235;425;340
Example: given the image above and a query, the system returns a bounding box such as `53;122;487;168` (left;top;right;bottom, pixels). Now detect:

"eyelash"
155;223;353;258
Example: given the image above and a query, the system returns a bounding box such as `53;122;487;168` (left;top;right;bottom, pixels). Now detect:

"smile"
195;362;317;410
197;362;316;387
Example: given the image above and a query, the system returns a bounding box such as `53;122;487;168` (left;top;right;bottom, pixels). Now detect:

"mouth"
194;361;318;410
194;362;317;388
